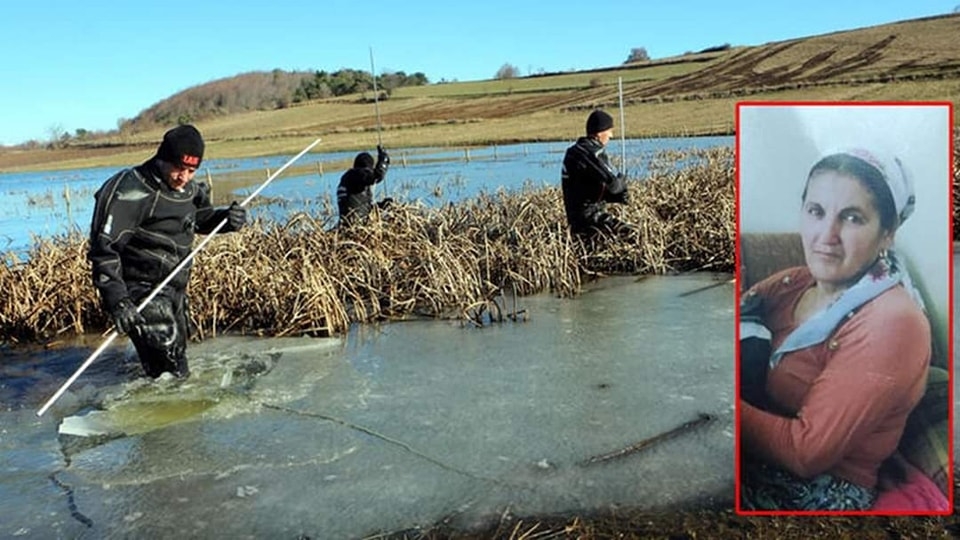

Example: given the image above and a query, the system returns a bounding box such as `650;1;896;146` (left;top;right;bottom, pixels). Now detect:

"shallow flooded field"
0;137;732;256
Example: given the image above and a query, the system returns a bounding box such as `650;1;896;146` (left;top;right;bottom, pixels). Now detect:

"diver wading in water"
38;137;322;417
88;125;247;379
337;145;393;227
561;109;638;239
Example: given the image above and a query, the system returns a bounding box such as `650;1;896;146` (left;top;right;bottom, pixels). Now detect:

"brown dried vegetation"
0;148;733;344
383;508;956;539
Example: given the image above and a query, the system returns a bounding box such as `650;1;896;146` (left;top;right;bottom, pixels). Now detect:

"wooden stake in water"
579;413;714;466
618;76;626;176
63;184;72;231
36;138;323;417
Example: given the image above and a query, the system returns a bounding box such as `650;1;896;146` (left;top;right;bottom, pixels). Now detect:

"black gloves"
376;145;390;167
377;197;394;210
614;221;639;238
227;201;246;230
111;298;145;335
739;292;771;409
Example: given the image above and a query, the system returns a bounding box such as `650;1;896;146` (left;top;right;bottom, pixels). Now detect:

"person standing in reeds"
88;125;247;379
337;145;393;227
561;109;635;238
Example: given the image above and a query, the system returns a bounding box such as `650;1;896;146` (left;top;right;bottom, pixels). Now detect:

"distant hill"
130;12;960;138
122;68;430;133
615;12;960;103
2;13;958;171
123;70;313;131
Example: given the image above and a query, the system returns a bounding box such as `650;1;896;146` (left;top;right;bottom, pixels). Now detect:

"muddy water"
0;273;734;539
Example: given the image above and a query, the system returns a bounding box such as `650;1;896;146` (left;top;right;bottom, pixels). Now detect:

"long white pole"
618;76;626;176
369;47;383;148
369;46;386;199
37;137;322;417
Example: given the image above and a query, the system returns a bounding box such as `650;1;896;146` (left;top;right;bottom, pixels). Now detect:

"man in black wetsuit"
337;145;392;227
88;124;246;378
561;109;635;237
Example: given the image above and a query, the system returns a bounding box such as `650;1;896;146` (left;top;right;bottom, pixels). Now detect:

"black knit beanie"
586;110;614;135
354;152;374;169
157;125;205;168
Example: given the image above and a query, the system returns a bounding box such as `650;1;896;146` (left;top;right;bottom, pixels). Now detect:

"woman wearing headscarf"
738;148;930;511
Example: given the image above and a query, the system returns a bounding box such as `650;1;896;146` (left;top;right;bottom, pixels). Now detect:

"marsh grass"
0;148;733;344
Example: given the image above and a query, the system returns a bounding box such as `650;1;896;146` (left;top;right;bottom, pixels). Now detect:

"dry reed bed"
0;148;734;344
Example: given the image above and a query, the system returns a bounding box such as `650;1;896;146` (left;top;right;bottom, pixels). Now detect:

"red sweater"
741;267;930;488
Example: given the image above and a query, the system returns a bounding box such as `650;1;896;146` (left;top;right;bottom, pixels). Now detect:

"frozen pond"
0;274;735;538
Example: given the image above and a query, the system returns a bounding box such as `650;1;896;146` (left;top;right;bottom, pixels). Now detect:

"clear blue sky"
1;0;955;146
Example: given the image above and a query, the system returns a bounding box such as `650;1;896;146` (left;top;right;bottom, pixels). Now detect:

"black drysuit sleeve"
564;144;627;204
193;182;239;234
88;169;146;311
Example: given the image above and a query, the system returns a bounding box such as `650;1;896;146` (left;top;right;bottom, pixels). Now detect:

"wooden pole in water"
63;184;72;231
618;76;626;176
36;138;323;417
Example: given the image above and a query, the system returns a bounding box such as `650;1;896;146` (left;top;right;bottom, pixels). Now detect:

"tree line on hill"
119;68;428;134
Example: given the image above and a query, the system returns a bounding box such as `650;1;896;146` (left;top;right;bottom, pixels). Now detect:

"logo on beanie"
157;124;205;168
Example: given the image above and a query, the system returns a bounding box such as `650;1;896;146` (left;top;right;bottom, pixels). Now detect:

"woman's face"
800;170;894;288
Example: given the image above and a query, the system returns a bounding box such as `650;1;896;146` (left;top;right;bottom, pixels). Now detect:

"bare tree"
495;63;520;80
625;47;650;63
46;123;67;148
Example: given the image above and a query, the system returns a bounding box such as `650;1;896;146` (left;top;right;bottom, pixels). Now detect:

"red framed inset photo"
735;101;953;516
